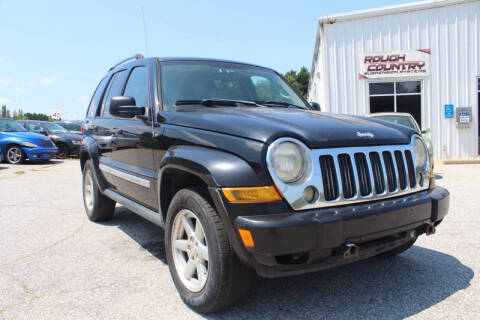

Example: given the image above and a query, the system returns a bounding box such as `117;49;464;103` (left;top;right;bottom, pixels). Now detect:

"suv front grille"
317;147;420;206
40;140;55;148
267;137;430;211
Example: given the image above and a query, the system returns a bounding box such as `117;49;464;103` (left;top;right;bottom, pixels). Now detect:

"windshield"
0;119;28;132
59;123;81;131
160;61;309;110
371;115;420;133
41;122;68;133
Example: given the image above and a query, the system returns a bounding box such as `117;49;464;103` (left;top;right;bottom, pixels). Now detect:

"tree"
23;112;50;121
283;67;310;97
1;105;8;118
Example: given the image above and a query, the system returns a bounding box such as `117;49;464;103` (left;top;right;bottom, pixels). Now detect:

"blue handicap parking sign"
445;104;454;118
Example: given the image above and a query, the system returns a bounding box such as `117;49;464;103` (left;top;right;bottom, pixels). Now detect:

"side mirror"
110;96;145;118
421;128;431;134
310;101;321;111
40;131;48;136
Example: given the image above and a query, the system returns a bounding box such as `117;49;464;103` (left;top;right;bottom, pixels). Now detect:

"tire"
82;159;116;221
56;143;69;159
377;237;417;258
5;145;26;164
165;187;254;313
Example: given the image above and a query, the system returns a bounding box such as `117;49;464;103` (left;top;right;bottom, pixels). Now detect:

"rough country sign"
359;49;431;80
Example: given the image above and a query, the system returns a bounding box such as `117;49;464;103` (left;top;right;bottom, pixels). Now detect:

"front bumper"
232;186;449;278
70;143;80;155
23;147;58;161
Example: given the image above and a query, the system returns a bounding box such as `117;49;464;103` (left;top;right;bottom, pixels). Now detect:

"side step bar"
103;189;164;228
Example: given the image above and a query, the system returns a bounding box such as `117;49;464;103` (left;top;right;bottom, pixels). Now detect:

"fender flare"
158;145;263;188
158;145;264;264
79;136;108;191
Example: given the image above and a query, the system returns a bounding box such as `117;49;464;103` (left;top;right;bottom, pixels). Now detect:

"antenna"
140;7;149;57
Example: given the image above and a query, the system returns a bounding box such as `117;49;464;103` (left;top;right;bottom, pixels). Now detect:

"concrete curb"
435;158;480;165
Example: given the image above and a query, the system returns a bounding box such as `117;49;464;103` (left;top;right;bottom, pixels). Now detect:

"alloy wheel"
7;147;23;164
171;209;209;292
84;169;94;211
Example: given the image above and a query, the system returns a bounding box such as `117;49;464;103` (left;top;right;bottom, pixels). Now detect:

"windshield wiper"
175;99;261;107
255;100;307;110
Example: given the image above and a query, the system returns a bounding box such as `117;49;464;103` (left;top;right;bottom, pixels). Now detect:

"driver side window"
124;67;149;107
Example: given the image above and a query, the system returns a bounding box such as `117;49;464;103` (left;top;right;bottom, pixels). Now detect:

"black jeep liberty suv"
80;54;449;313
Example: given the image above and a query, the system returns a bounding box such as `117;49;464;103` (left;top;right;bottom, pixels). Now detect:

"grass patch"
14;171;25;175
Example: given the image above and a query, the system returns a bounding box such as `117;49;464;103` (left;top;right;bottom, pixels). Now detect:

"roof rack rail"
109;54;144;71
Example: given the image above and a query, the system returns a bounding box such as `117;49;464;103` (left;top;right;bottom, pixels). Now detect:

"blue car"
0;118;58;164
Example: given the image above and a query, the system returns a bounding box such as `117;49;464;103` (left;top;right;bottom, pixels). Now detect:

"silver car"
367;112;433;167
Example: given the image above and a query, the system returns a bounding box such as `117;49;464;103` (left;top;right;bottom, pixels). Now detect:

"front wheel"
5;145;26;164
165;187;254;313
56;143;69;159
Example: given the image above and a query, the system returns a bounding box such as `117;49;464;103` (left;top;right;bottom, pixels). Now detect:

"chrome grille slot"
394;151;408;190
338;154;356;199
382;151;397;192
319;155;339;201
405;150;416;188
354;153;372;196
369;152;385;194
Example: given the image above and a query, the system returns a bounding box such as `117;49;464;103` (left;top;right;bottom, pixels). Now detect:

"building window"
369;81;422;126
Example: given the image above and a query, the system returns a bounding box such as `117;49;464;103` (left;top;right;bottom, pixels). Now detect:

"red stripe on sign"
418;49;431;54
359;74;367;80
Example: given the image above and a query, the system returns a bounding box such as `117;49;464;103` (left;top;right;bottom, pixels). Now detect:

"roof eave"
318;0;472;25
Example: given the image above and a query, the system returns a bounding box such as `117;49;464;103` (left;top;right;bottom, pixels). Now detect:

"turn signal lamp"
238;229;255;247
222;186;281;203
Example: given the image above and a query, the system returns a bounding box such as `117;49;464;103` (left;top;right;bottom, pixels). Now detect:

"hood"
50;132;82;141
1;131;51;142
163;107;415;148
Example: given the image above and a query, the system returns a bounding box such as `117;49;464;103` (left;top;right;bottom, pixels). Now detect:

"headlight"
269;139;311;183
413;136;428;168
22;142;38;148
72;140;82;145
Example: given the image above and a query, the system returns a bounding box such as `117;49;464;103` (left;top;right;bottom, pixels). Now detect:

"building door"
369;81;422;127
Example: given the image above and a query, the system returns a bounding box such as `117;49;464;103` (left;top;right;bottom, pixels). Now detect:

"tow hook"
426;224;436;236
343;243;359;258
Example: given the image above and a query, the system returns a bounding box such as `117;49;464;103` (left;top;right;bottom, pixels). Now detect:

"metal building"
308;0;480;159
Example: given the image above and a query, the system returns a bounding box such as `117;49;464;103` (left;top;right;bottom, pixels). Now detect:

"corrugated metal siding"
309;0;480;159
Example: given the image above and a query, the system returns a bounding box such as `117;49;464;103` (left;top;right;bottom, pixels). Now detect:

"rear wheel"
82;159;116;221
165;187;254;313
5;145;25;164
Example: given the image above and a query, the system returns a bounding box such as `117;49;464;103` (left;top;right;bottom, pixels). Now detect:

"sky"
0;0;413;120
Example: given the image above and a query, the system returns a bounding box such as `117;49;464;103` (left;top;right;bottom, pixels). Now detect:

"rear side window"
86;77;108;119
123;67;149;107
100;70;127;117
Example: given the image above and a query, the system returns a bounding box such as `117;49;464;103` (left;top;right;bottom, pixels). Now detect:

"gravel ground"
0;160;478;319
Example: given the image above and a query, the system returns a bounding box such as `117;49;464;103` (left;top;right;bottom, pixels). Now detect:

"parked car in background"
0;118;57;164
56;121;82;134
17;120;81;159
367;112;433;166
